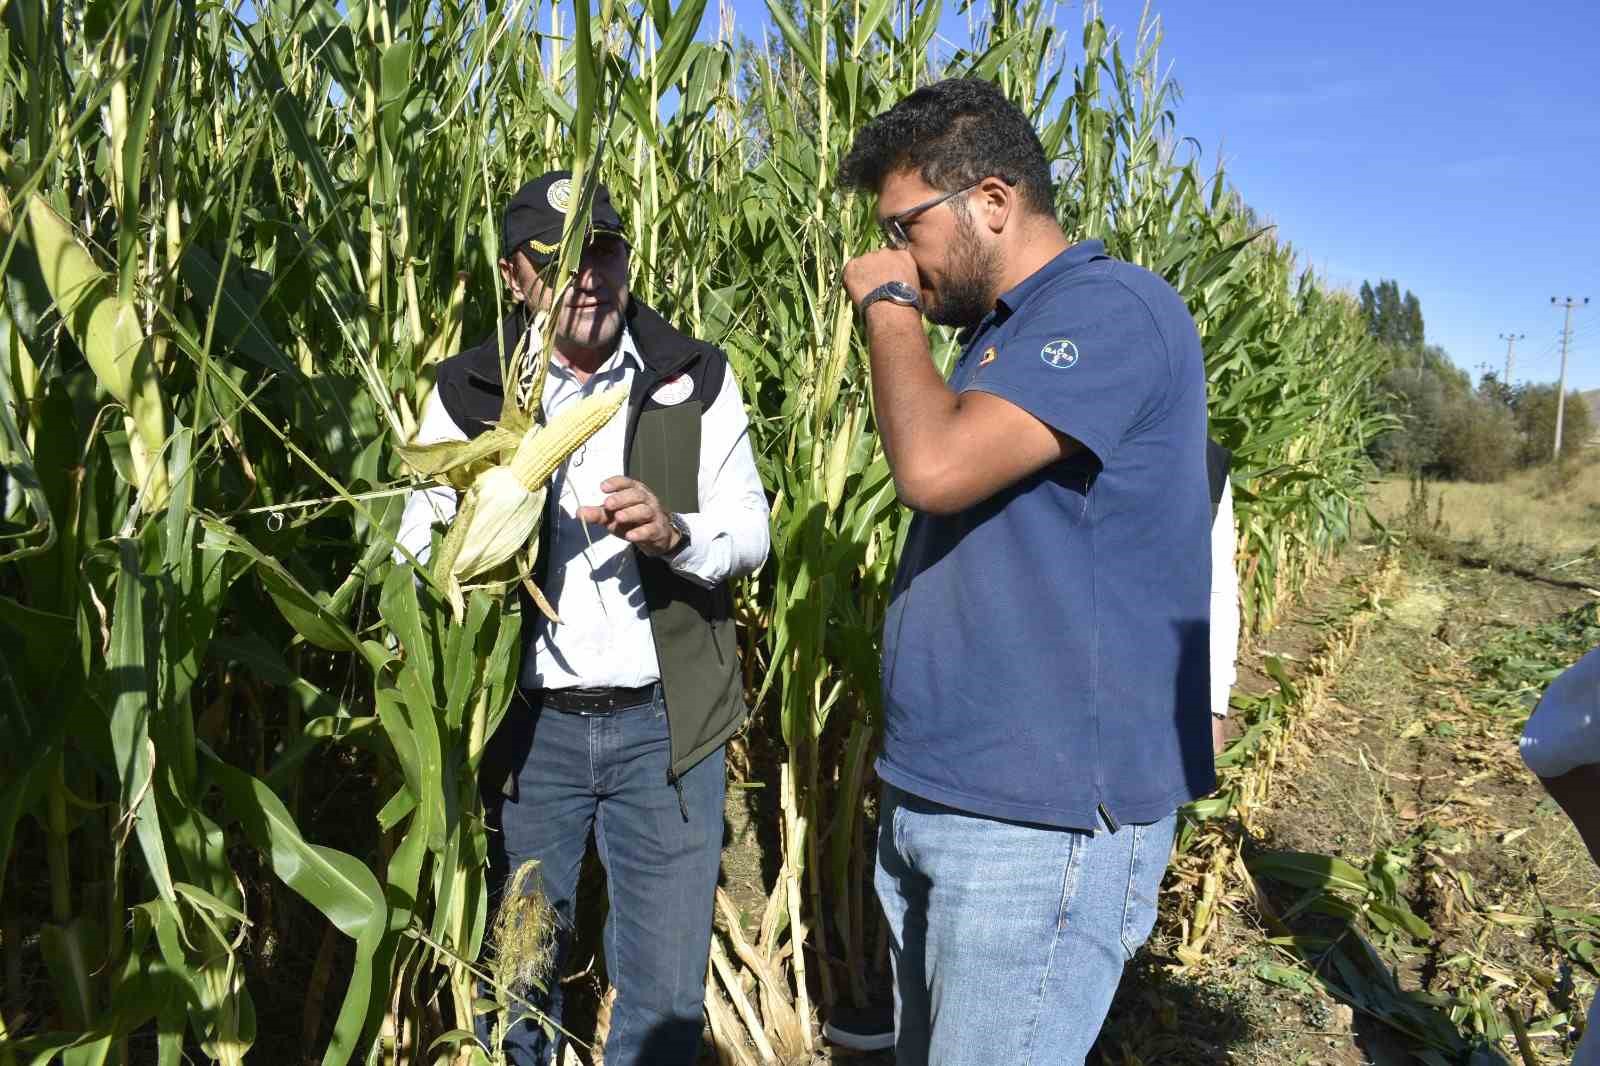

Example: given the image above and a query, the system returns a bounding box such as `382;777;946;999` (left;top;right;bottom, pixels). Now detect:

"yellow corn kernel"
508;383;627;490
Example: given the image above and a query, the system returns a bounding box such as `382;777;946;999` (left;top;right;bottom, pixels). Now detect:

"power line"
1566;320;1597;347
1551;296;1589;459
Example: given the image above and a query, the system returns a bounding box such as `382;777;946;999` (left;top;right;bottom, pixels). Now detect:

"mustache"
560;286;619;307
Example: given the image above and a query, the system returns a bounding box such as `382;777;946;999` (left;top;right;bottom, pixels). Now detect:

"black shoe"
822;1004;895;1051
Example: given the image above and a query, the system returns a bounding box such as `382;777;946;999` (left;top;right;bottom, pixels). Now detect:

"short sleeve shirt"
877;240;1217;831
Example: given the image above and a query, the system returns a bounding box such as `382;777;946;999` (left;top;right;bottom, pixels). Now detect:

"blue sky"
724;0;1600;391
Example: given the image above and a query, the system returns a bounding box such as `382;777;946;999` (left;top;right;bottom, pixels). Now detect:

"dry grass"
1367;458;1600;563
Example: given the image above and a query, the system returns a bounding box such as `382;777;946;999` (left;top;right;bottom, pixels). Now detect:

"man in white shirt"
1208;438;1240;753
399;171;769;1066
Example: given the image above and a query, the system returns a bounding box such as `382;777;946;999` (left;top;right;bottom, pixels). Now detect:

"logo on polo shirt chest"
1041;338;1079;369
651;373;693;406
978;345;998;367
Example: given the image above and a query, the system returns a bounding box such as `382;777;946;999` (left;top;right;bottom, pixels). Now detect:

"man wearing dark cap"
398;170;769;1065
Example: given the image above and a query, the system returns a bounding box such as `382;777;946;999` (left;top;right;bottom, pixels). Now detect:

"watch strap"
859;281;922;314
663;512;692;558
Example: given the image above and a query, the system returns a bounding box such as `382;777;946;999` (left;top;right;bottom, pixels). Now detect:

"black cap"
501;170;626;261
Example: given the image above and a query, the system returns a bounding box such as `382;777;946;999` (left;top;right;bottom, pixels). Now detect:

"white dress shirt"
1210;479;1240;719
396;323;770;690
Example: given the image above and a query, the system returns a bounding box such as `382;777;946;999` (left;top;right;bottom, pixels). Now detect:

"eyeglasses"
879;181;982;249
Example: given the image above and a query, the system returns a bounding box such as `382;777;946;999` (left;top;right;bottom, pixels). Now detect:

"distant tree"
1373;280;1403;345
1359;278;1427;350
1401;290;1424;348
1477;370;1514;408
1372;367;1446;471
1511;384;1595;465
1436;394;1518;482
1372;354;1507;478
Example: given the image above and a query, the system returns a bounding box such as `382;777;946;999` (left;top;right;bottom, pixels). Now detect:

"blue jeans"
478;687;725;1066
875;783;1177;1066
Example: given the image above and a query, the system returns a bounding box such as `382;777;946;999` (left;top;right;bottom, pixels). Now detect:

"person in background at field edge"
397;170;769;1066
1209;438;1240;755
1519;646;1600;1065
836;78;1216;1066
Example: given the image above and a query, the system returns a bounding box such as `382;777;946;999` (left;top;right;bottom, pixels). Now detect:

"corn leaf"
203;753;386;1066
109;537;177;903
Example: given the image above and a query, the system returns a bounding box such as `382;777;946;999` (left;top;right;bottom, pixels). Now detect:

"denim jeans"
478;687;725;1066
875;783;1177;1066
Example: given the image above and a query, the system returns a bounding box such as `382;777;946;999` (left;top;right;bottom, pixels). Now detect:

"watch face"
884;281;918;303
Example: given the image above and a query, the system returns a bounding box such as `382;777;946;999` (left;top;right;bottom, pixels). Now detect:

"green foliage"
1469;602;1600;724
0;0;1392;1058
1437;390;1520;482
1372;363;1511;481
1509;382;1595;465
1363;274;1595;481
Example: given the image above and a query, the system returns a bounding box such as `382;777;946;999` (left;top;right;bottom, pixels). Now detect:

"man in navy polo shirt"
838;78;1215;1065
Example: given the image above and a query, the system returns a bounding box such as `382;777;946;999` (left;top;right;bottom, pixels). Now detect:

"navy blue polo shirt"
878;239;1216;831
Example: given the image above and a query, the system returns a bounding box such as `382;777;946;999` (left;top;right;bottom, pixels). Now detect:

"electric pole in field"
1498;332;1525;384
1551;297;1589;460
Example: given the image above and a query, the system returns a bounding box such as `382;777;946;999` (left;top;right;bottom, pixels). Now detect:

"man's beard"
926;210;997;328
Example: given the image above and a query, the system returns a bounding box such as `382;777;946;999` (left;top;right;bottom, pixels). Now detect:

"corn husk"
446;467;544;583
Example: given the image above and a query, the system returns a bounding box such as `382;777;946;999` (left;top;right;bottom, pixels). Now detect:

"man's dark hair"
837;78;1055;216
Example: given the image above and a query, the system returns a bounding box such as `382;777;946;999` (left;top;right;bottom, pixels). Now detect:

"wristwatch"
665;512;692;557
858;280;922;316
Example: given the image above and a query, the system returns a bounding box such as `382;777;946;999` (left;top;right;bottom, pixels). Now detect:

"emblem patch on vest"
1040;338;1079;369
651;373;693;406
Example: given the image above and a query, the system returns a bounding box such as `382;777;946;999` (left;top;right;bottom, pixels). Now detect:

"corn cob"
509;382;628;488
444;469;545;583
430;381;627;618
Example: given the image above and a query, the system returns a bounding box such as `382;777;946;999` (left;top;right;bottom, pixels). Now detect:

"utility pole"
1498;332;1525;384
1551;297;1589;460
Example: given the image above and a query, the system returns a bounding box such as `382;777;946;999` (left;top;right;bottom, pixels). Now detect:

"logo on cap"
547;178;573;213
1041;338;1079;369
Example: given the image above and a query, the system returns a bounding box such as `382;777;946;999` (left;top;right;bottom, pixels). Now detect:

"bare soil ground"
1090;538;1599;1066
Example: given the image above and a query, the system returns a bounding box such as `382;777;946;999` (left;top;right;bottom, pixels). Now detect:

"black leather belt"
538;683;659;716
